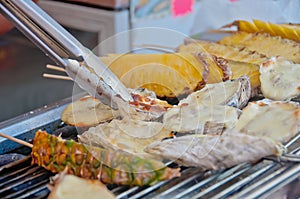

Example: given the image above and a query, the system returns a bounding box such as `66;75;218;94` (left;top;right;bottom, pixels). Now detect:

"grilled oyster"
79;119;170;156
259;57;300;101
179;76;251;109
235;99;300;143
61;96;117;127
48;174;115;199
114;90;173;121
163;104;240;133
145;129;284;170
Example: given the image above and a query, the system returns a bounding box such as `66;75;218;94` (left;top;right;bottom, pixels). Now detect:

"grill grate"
0;98;299;199
0;140;299;199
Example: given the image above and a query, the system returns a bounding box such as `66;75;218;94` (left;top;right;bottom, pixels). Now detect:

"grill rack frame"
0;97;299;199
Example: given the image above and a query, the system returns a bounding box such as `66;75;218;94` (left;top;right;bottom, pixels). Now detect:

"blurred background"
0;0;299;121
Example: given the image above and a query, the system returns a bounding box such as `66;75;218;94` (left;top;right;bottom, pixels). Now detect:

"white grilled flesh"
145;129;284;170
179;76;251;109
79;119;170;156
163;104;240;133
235;100;300;143
114;90;173;122
48;174;115;199
260;57;300;100
61;96;117;127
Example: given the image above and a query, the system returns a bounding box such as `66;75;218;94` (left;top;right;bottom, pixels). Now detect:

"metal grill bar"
0;156;52;199
153;168;204;198
0;103;299;199
232;150;300;199
212;162;275;199
173;164;247;199
191;166;252;199
241;164;300;199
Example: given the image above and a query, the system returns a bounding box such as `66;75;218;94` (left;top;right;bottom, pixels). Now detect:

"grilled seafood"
31;130;180;186
163;104;240;133
114;90;173;121
61;96;117;127
259;57;300;101
79;119;170;155
178;76;251;109
220;32;300;64
48;174;115;199
145;129;285;169
235;99;300;143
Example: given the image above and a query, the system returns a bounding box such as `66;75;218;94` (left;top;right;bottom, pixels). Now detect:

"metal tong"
0;0;132;109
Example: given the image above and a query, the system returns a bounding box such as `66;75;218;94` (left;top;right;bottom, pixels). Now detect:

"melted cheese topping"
48;175;115;199
61;96;117;127
163;104;240;132
260;57;300;100
235;100;300;143
179;76;251;109
80;119;170;155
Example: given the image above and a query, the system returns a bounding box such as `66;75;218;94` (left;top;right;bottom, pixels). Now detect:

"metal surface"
0;0;133;105
0;101;299;198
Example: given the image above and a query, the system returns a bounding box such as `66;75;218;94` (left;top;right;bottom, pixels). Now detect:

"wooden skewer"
46;64;66;72
43;73;72;81
0;132;33;148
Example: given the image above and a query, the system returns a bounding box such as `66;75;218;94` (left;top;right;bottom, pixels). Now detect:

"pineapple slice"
101;53;230;98
220;32;300;63
177;41;262;91
227;61;260;93
178;40;269;65
230;19;300;42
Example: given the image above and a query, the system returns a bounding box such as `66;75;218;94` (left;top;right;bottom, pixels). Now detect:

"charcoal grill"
0;97;299;199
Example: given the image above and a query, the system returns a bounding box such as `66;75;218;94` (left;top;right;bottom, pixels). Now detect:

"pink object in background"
172;0;194;17
229;0;240;2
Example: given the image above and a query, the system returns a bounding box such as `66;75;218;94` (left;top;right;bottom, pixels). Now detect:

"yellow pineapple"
100;53;228;98
220;32;300;63
177;40;269;65
232;19;300;42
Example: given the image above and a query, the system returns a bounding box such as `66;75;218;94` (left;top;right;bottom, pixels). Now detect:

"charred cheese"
235;100;300;143
260;57;300;100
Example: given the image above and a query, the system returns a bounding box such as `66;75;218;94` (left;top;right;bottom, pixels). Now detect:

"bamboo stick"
0;132;33;148
43;73;72;81
46;64;66;72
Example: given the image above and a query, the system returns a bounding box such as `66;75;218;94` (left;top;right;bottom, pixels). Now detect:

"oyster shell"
145;129;284;170
259;56;300;101
235;99;300;143
179;76;251;109
162;104;240;133
61;96;117;127
79;119;170;156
